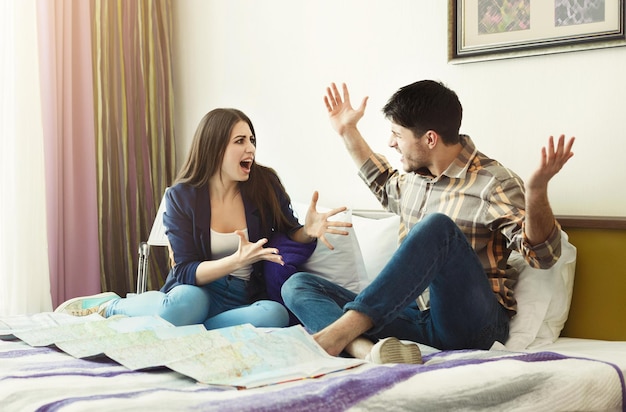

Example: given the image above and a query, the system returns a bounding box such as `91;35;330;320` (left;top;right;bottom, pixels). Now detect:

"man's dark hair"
382;80;462;145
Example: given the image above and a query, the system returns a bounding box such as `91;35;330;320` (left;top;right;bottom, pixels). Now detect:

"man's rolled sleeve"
520;220;562;269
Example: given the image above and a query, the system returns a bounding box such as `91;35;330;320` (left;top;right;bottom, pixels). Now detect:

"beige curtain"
92;0;175;295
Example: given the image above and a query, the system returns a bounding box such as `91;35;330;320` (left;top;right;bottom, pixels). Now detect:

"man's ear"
425;130;439;148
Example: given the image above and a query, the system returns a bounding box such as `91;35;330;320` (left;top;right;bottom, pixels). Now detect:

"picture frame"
449;0;626;63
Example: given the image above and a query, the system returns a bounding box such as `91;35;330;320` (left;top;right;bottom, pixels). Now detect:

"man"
281;80;574;363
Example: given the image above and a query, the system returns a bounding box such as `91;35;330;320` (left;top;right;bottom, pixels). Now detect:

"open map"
0;313;363;388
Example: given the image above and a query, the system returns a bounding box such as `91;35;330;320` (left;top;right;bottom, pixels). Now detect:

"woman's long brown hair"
175;108;297;234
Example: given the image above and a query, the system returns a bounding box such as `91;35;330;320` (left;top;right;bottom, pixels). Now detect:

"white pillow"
505;231;577;350
291;203;366;293
351;213;400;290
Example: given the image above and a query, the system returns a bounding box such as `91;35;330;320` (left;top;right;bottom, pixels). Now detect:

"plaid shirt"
359;135;561;313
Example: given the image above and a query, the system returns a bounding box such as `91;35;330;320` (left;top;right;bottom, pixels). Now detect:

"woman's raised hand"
304;191;352;250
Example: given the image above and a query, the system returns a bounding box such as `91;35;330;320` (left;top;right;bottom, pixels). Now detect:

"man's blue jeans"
106;276;289;330
282;213;510;350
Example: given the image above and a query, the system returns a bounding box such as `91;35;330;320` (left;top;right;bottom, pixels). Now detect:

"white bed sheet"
530;337;626;372
2;334;625;412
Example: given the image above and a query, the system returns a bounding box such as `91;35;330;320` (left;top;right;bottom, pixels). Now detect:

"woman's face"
219;120;256;183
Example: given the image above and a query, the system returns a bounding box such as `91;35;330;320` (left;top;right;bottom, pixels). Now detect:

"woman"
56;108;350;330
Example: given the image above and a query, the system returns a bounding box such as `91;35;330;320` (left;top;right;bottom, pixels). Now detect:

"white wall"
172;0;626;216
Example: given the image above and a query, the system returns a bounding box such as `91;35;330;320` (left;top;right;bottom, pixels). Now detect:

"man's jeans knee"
282;272;356;333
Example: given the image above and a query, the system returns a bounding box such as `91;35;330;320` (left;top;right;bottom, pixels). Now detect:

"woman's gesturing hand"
234;230;284;267
304;191;352;250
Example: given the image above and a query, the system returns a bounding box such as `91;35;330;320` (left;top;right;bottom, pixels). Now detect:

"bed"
1;208;625;412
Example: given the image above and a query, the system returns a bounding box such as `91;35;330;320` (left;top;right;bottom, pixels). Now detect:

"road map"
0;313;363;388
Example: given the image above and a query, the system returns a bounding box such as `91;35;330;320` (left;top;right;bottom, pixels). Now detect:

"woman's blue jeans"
106;275;289;330
281;213;510;350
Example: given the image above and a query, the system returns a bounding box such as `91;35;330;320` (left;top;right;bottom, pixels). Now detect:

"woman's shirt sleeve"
162;186;202;285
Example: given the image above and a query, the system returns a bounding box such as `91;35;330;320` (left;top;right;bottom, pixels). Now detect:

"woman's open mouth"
240;159;253;173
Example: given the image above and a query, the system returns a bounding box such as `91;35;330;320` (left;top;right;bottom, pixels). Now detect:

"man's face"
388;122;430;173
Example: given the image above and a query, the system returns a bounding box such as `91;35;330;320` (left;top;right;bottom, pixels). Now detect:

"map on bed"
1;313;362;388
1;313;625;411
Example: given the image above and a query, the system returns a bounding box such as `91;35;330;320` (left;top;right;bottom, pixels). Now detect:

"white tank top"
210;228;252;280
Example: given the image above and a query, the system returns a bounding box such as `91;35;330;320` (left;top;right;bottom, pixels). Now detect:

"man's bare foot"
313;328;354;356
312;310;375;357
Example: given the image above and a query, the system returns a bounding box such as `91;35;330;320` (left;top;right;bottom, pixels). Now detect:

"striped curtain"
92;0;175;295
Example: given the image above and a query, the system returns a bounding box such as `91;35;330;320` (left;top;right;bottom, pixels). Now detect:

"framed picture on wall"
449;0;626;63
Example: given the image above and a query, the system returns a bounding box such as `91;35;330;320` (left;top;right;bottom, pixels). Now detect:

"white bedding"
532;337;626;370
2;332;625;412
